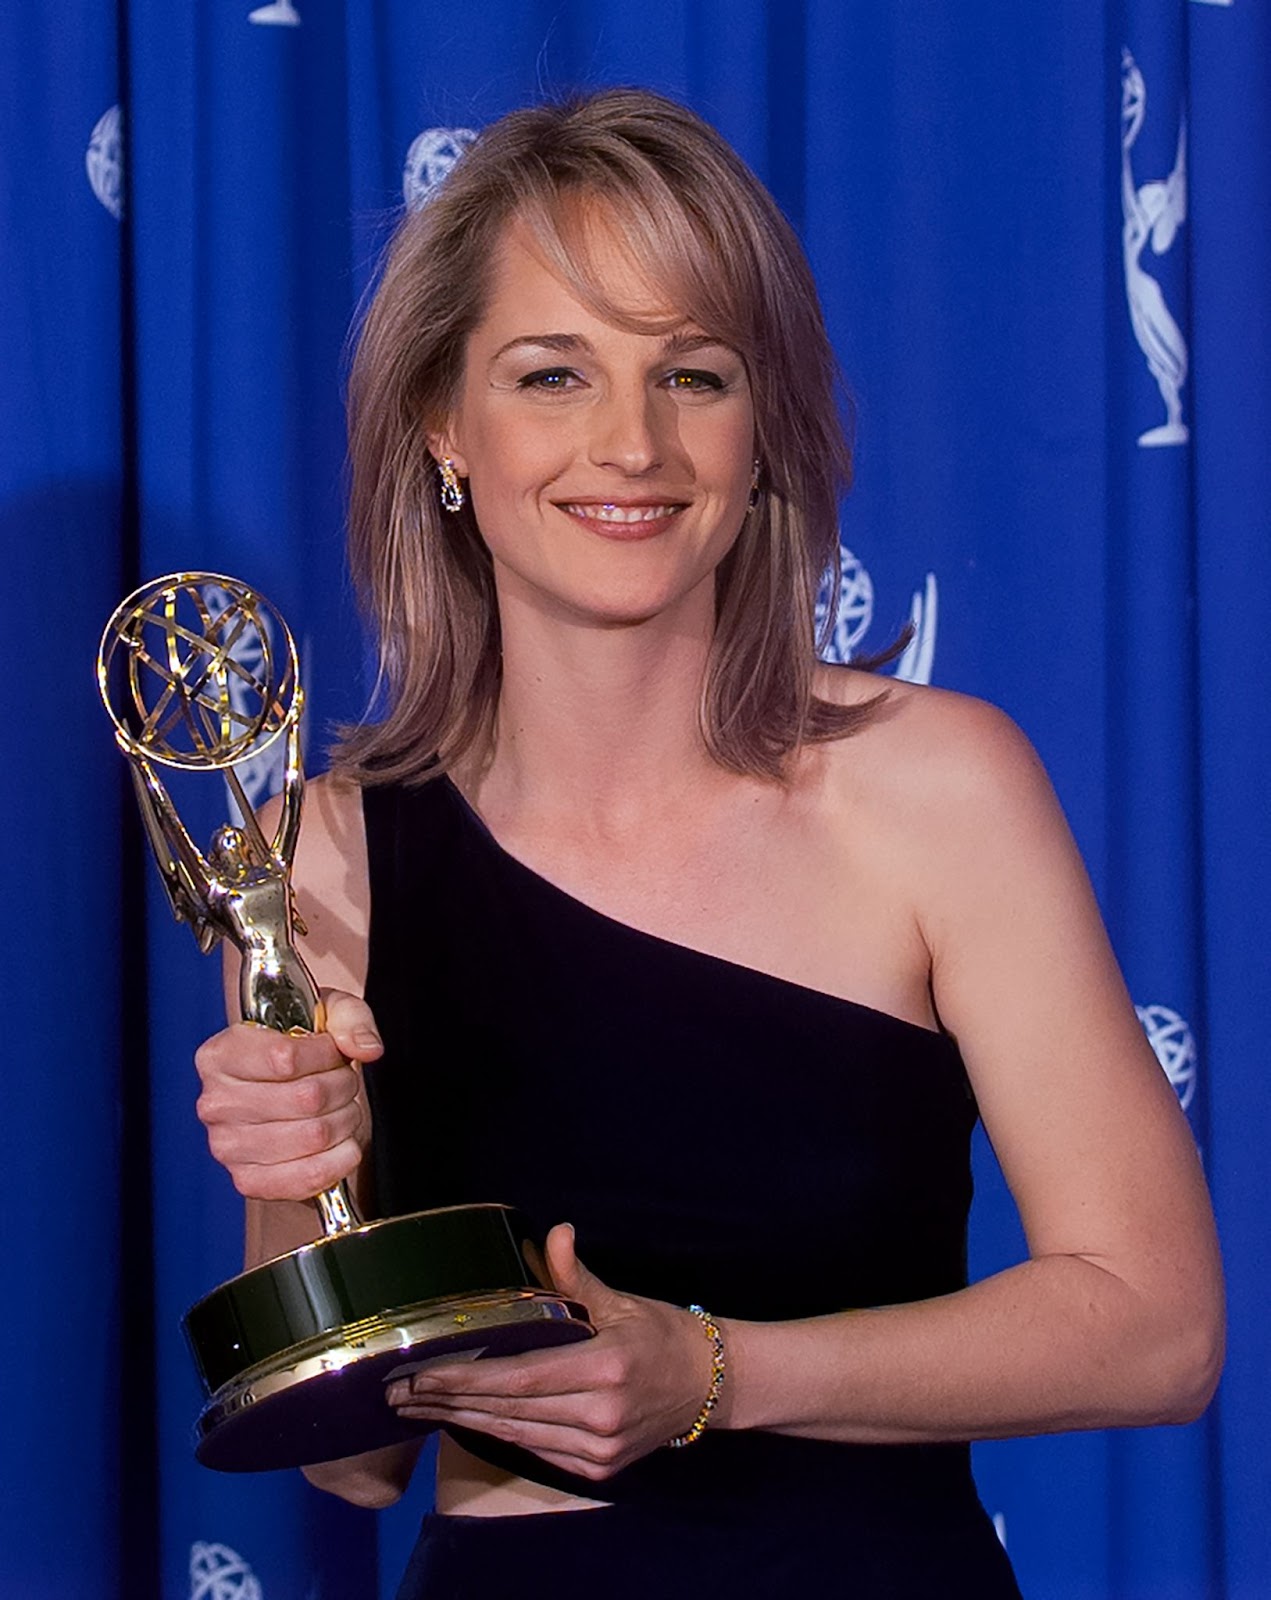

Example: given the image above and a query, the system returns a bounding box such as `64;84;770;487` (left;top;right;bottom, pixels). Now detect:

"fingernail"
354;1027;382;1050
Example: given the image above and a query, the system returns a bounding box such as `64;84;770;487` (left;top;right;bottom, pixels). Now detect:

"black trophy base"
183;1202;594;1473
195;1288;590;1472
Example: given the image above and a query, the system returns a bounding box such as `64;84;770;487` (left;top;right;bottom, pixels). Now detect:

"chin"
512;560;712;629
567;570;714;627
494;542;722;631
565;594;682;629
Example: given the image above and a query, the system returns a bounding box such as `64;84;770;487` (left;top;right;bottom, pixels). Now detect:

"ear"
424;419;470;480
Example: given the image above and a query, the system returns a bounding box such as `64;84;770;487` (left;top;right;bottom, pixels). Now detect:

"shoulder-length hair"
336;87;885;786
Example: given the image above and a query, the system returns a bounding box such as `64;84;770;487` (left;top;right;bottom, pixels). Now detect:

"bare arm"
718;696;1221;1442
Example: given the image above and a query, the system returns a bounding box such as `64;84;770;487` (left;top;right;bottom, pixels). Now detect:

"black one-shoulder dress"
361;777;1022;1599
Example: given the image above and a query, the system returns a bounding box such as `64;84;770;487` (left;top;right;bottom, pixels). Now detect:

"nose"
587;380;665;476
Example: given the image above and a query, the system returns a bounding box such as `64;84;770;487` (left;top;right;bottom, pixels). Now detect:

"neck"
469;577;725;832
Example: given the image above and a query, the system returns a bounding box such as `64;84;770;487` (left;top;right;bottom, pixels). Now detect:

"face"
433;212;756;629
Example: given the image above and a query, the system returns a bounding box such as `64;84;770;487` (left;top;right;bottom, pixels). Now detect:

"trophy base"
195;1287;590;1472
183;1202;594;1472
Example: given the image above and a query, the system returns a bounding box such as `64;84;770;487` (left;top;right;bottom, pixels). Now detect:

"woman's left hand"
385;1223;719;1480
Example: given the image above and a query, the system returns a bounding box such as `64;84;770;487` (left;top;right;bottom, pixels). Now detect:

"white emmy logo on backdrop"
1120;50;1189;447
203;584;292;812
86;104;123;220
815;546;938;686
1135;1003;1198;1111
189;1542;262;1600
248;0;300;24
403;127;479;210
893;573;938;686
814;546;875;661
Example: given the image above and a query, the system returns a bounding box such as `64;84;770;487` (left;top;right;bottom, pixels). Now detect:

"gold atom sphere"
97;571;300;771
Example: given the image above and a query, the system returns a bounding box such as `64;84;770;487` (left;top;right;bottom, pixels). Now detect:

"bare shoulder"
812;664;1058;838
814;666;1130;1075
258;772;370;993
810;665;1090;1007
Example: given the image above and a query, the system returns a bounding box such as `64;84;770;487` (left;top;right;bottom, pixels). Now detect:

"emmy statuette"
98;573;593;1472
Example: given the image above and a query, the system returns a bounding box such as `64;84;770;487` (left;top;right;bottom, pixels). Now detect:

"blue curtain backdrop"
2;2;1265;1596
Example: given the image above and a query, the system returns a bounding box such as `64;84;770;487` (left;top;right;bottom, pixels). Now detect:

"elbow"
299;1438;423;1507
1132;1294;1226;1427
301;1462;407;1509
1159;1312;1225;1424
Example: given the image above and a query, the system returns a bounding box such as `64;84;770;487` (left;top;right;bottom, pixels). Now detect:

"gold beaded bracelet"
666;1305;726;1449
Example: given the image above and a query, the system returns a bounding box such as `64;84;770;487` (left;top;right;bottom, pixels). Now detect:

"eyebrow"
489;330;738;363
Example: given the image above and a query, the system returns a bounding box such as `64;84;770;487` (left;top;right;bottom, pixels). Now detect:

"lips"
555;499;689;540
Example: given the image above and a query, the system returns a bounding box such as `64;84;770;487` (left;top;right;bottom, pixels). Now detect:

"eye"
517;367;582;391
663;368;727;392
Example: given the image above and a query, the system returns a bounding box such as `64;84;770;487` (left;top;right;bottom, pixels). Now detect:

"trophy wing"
269;711;306;872
128;759;220;943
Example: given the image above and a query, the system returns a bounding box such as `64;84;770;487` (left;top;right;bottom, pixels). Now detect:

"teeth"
564;503;679;524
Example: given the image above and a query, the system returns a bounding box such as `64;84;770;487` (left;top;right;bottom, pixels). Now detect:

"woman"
194;90;1223;1596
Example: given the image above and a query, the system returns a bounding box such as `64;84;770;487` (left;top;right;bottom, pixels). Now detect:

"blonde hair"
337;88;885;785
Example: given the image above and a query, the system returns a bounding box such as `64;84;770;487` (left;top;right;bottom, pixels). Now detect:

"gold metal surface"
198;1291;580;1433
98;572;357;1237
98;573;297;771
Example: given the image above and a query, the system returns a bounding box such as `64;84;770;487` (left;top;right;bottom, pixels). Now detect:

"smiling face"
432;211;757;630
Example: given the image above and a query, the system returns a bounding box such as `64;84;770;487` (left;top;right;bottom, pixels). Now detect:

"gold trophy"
98;573;592;1472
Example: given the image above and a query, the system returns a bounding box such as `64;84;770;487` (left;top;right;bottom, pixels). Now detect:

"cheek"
685;406;755;494
462;426;566;567
465;411;570;504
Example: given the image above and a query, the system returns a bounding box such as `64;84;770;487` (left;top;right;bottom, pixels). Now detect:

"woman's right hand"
193;990;384;1203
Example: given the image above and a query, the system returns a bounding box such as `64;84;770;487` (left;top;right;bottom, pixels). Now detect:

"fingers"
193;989;382;1201
394;1404;630;1479
203;1093;365;1168
385;1341;644;1478
321;990;384;1064
544;1223;623;1322
390;1388;608;1430
195;1021;345;1088
544;1222;581;1296
389;1373;636;1479
389;1341;625;1404
197;1053;360;1120
195;991;381;1089
228;1135;367;1202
